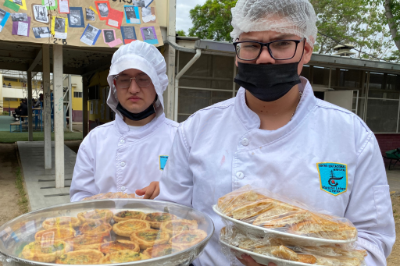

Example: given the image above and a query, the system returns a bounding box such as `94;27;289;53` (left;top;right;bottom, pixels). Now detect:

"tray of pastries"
220;227;366;266
214;186;358;245
0;199;214;266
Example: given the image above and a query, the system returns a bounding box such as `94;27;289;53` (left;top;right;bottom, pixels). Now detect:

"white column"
53;44;65;188
42;44;52;169
27;71;33;141
68;75;73;132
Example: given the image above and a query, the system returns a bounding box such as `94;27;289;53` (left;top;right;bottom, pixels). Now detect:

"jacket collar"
115;112;166;140
234;77;317;144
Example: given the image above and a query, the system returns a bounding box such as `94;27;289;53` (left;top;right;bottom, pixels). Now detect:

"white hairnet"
231;0;317;47
107;40;168;118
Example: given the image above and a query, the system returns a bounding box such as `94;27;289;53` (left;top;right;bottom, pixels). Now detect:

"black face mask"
234;61;301;102
116;96;157;121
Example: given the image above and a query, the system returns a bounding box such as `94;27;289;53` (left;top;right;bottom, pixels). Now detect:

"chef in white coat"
70;41;178;202
155;0;396;265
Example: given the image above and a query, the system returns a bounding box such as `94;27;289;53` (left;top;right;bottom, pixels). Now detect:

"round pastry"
142;244;184;258
99;250;148;264
113;211;146;222
169;229;207;249
21;240;71;263
35;228;76;242
79;221;112;238
145;212;178;229
160;220;198;236
130;229;170;250
42;217;81;230
99;240;140;254
112;219;150;237
77;209;113;223
56;249;104;264
66;235;105;251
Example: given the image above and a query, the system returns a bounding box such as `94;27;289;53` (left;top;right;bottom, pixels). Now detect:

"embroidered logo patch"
317;162;348;196
159;155;168;170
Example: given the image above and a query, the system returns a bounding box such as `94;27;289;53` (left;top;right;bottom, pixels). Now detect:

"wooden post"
27;71;33;141
53;44;65;188
42;44;52;169
68;75;73;132
82;75;89;138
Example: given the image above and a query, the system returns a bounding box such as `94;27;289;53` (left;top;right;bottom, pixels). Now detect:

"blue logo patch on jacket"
317;162;348;196
159;156;168;170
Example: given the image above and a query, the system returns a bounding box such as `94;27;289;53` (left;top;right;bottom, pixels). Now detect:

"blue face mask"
116;95;157;121
234;61;301;102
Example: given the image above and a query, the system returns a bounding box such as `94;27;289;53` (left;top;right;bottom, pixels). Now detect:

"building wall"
375;134;400;167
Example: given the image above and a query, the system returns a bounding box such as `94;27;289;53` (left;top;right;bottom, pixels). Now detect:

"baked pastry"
145;212;178;229
99;240;140;254
298;254;317;264
130;229;170;249
35;228;76;242
112;219;150;237
169;229;207;249
56;249;104;264
113;211;146;222
160;220;198;236
271;245;298;261
66;235;105;251
288;214;357;240
261;211;311;229
79;221;112;238
142;244;184;258
83;192;137;201
99;250;148;263
77;209;113;223
218;189;267;217
253;202;301;226
42;217;81;230
231;199;275;220
21;240;71;263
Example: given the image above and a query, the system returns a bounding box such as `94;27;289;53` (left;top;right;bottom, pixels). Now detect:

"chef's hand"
135;181;160;199
237;254;276;266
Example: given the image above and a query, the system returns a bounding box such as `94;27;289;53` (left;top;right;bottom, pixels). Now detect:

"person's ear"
302;40;313;65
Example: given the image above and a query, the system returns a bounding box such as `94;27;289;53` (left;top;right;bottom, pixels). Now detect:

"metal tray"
220;238;316;266
0;199;215;266
213;205;357;246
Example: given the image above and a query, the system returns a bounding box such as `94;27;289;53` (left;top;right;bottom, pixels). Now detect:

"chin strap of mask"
116;95;158;121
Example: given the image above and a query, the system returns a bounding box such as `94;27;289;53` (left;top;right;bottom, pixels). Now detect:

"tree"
381;0;400;51
188;0;236;41
176;30;186;37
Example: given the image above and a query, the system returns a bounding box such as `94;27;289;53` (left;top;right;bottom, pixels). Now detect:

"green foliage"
2;111;9;116
176;30;186;37
188;0;237;41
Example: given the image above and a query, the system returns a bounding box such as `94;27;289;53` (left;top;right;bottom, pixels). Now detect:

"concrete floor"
387;169;400;192
17;141;76;211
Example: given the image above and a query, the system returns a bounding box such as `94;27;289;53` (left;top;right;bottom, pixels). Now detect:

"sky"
176;0;207;34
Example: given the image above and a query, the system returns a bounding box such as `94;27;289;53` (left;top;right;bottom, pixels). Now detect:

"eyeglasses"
114;73;152;89
233;38;305;61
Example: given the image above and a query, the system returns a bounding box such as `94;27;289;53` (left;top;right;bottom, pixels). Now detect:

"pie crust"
77;209;113;223
42;217;81;230
21;240;71;263
160;220;198;236
65;235;105;251
112;219;150;237
144;212;178;229
79;221;112;238
35;228;76;242
99;250;148;264
99;240;140;254
113;211;146;222
142;244;184;258
56;249;104;264
130;229;170;250
168;229;207;249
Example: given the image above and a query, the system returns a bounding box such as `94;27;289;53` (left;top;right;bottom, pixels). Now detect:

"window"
74;91;83;98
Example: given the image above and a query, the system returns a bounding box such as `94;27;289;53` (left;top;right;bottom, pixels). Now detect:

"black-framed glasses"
113;73;152;89
233;38;305;61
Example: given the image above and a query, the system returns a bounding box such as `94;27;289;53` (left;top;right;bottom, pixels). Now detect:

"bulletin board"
0;0;163;48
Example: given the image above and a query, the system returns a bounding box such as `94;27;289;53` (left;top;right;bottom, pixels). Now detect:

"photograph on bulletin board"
0;0;163;48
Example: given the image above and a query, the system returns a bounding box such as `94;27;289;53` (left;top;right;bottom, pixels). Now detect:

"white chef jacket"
157;77;395;266
70;113;178;202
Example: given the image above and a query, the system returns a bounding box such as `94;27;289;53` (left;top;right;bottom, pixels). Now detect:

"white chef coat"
157;77;395;266
70;113;178;202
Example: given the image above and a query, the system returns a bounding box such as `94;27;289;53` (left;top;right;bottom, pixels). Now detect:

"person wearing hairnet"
143;0;396;265
70;41;178;202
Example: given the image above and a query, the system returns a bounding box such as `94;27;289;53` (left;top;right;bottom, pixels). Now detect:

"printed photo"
124;6;136;20
97;3;109;17
86;8;95;21
13;0;22;5
32;26;50;38
43;0;55;7
142;27;155;40
33;5;48;23
132;0;145;7
69;9;82;26
54;17;65;32
104;30;115;43
0;9;6;23
122;27;136;40
83;24;99;41
11;13;27;22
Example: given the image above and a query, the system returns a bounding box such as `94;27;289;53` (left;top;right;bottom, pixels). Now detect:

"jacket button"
241;138;249;146
120;139;125;144
120;162;126;167
236;172;244;179
121;186;126;191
